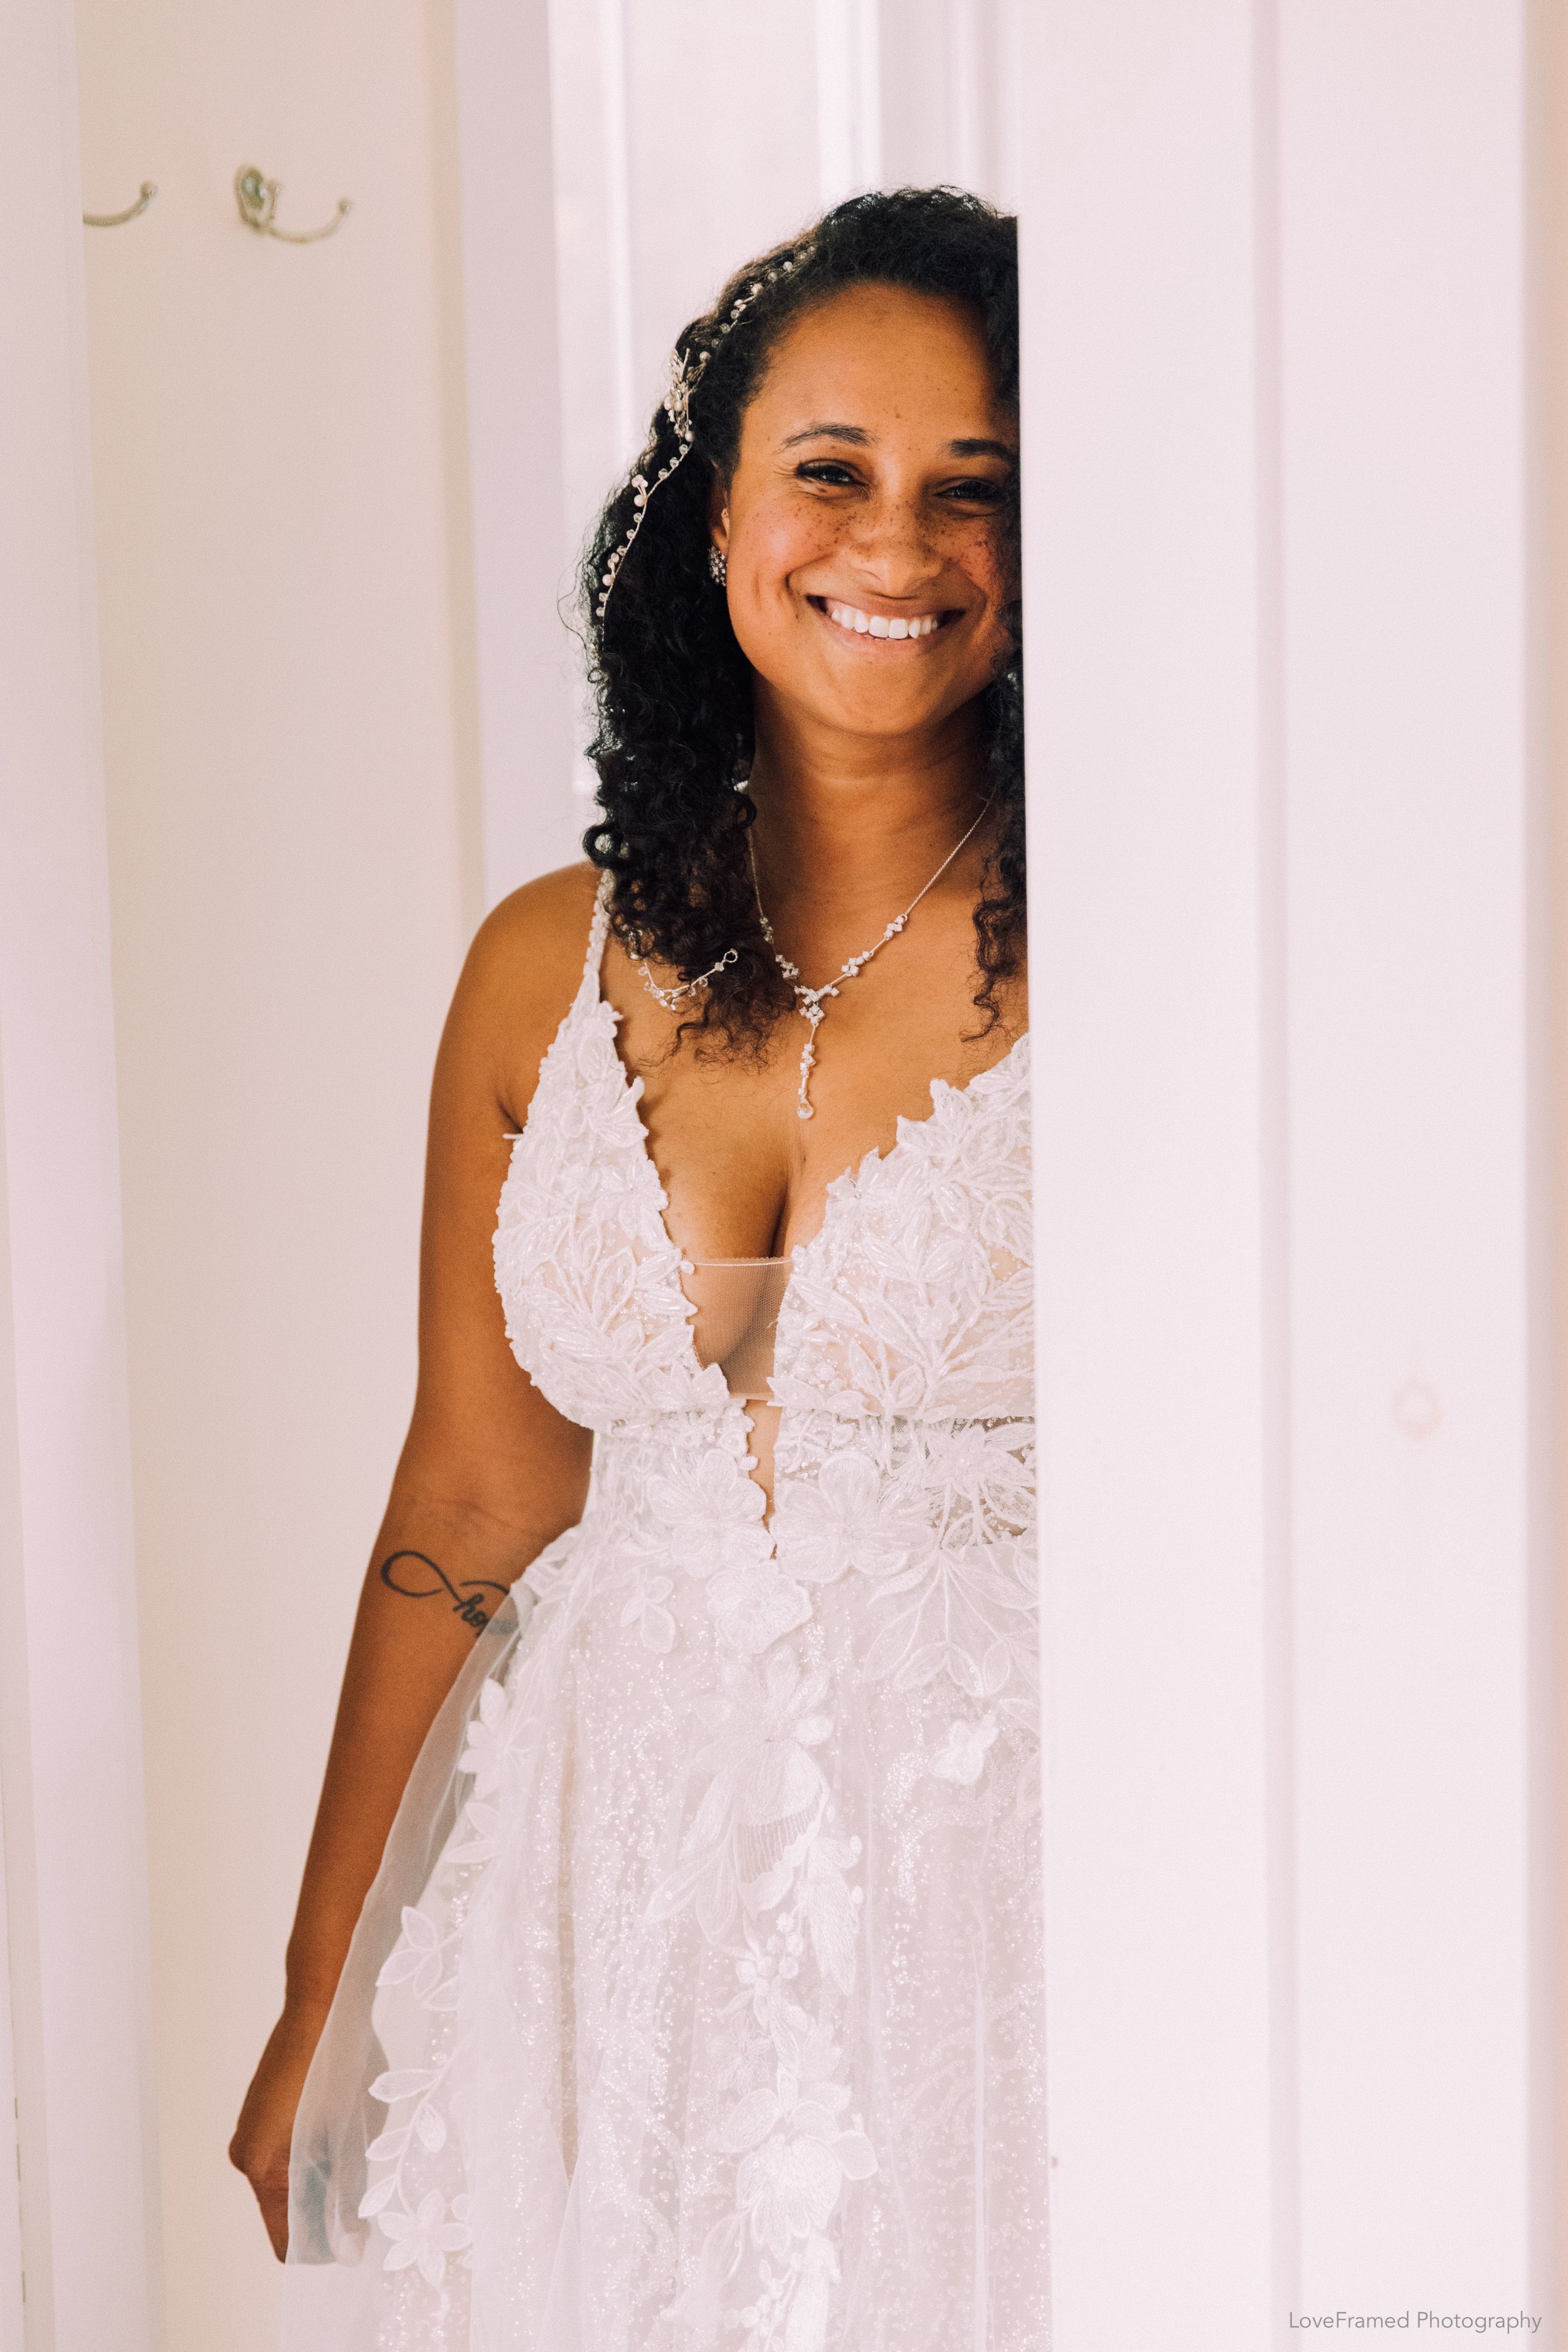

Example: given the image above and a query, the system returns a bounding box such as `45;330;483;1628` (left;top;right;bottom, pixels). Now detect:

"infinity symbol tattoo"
378;1549;511;1633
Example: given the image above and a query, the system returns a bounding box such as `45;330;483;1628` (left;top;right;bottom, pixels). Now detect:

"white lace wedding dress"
282;881;1047;2351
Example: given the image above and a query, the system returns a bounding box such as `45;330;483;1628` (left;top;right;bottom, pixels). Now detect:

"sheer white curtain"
0;2;160;2347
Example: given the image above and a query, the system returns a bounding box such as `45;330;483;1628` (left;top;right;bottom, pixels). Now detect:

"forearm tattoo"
378;1549;511;1633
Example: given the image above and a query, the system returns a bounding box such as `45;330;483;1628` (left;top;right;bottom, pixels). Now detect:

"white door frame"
1022;4;1547;2342
452;0;581;904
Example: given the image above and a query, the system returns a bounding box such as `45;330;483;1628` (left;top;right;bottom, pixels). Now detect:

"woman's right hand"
229;2000;331;2261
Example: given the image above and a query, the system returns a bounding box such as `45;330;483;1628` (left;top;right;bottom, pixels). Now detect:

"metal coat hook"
234;165;351;245
84;181;157;228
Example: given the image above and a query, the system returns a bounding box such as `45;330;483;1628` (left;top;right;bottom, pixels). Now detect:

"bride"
231;185;1046;2351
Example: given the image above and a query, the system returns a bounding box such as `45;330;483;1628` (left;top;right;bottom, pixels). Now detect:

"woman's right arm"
228;868;599;2258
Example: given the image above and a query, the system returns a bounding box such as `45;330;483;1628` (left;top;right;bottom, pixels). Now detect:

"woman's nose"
844;494;943;595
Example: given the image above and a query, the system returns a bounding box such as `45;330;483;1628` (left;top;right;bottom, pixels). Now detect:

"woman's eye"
792;463;1012;502
939;477;1007;505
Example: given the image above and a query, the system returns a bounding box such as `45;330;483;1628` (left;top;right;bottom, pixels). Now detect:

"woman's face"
714;282;1018;747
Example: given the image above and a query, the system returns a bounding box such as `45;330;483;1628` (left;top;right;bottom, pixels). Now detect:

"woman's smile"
807;593;961;644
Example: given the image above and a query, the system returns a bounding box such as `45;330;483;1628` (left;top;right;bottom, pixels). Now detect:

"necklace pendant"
750;788;996;1141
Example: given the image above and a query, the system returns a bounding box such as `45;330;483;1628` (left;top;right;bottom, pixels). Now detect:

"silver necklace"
750;795;996;1120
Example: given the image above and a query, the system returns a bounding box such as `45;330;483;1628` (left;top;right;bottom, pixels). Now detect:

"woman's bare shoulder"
469;860;601;985
440;862;603;1128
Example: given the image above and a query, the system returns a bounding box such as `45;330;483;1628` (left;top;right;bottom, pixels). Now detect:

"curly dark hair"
580;185;1022;1047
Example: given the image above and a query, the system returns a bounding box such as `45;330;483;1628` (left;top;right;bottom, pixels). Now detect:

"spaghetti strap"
574;871;613;1007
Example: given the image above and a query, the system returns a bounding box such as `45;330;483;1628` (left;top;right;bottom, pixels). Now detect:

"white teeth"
823;600;943;639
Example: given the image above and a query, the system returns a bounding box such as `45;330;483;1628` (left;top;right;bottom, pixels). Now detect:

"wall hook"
83;181;157;228
234;165;351;245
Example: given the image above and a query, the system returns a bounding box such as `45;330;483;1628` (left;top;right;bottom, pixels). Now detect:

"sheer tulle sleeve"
282;1586;531;2349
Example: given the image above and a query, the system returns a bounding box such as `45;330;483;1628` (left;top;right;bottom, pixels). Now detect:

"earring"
708;544;728;586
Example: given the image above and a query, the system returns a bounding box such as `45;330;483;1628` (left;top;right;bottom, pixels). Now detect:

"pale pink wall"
75;3;481;2344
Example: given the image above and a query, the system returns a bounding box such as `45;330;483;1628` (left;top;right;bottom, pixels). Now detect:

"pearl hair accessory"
635;942;739;1012
595;245;814;622
751;795;998;1120
631;766;750;1007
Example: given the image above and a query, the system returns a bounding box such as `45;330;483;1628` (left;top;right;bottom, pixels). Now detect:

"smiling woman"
583;189;1025;1059
235;187;1044;2352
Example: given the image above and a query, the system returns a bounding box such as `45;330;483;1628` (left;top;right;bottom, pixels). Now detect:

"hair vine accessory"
595;244;815;622
635;943;740;1012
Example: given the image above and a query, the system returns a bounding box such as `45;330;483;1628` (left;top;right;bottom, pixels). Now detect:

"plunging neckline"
590;966;1029;1362
588;999;1027;1506
506;886;1029;1418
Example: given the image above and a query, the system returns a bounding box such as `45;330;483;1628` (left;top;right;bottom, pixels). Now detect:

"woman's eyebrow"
780;421;872;448
778;423;1017;462
947;437;1017;462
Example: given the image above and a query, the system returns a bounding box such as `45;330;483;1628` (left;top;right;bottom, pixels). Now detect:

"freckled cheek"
961;542;1019;659
733;504;847;604
953;517;1014;594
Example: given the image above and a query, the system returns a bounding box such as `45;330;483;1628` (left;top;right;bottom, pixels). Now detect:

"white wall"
1278;3;1538;2307
74;2;482;2346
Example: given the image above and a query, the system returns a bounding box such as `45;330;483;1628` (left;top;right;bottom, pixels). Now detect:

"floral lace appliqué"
312;881;1044;2351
